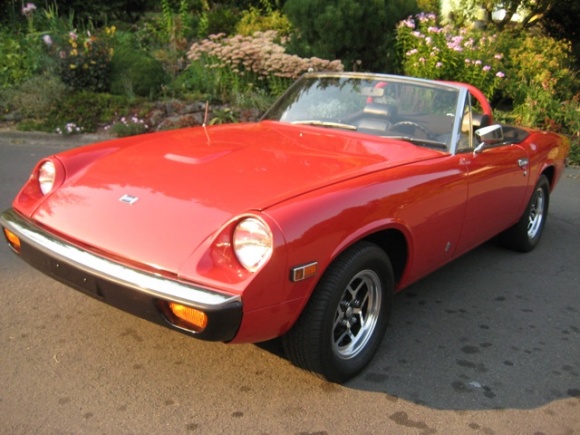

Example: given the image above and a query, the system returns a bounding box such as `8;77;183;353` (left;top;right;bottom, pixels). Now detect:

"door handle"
518;158;529;168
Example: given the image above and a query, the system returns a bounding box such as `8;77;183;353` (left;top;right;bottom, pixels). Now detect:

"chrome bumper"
1;208;242;341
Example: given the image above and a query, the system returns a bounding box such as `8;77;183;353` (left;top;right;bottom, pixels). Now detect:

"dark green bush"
57;35;113;92
3;72;67;119
284;0;418;72
199;5;240;37
110;45;169;98
46;91;132;132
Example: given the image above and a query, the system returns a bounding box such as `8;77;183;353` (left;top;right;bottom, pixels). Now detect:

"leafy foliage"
236;6;292;36
396;12;505;99
45;91;132;132
110;43;169;98
48;27;116;92
502;32;579;134
0;29;49;89
284;0;418;72
106;115;150;137
1;72;66;119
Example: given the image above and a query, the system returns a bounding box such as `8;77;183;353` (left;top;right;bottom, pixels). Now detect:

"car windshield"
262;74;461;150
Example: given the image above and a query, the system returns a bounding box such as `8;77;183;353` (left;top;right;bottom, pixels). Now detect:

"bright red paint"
4;75;570;346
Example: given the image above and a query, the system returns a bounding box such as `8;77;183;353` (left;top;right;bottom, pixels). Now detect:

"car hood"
32;121;443;273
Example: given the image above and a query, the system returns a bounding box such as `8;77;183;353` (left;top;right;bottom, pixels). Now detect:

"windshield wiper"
385;135;448;150
291;120;357;131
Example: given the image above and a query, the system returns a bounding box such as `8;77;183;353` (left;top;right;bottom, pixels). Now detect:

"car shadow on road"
258;233;580;411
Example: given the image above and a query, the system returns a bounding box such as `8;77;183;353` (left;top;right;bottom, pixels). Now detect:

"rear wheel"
283;241;394;383
500;175;550;252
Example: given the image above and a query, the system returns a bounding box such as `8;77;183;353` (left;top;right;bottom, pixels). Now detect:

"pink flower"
42;35;53;46
400;17;415;28
22;3;36;16
496;72;505;78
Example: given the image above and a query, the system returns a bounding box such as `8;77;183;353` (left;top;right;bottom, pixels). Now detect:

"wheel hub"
332;270;382;359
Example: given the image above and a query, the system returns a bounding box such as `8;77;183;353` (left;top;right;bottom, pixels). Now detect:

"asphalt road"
1;132;579;434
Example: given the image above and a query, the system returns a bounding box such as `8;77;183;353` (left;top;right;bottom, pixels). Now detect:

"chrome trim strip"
1;208;240;309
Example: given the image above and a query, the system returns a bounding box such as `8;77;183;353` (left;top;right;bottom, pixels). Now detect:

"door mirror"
474;124;504;153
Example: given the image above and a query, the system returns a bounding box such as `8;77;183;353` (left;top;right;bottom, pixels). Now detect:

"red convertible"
1;73;570;382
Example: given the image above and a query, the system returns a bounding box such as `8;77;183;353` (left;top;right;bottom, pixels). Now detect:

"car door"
453;94;530;255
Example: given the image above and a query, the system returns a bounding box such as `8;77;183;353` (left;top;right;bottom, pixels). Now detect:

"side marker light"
291;262;318;282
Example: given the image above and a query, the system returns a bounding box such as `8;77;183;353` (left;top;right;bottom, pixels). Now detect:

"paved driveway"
1;132;578;434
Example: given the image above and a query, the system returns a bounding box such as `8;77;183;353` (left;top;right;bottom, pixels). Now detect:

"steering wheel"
391;121;434;139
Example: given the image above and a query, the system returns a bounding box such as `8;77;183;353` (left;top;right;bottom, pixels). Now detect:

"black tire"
500;175;550;252
282;241;394;383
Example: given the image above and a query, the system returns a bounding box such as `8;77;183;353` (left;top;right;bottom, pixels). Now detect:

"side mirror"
474;124;504;153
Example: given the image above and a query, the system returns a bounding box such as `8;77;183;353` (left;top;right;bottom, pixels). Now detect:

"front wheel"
500;175;550;252
282;241;394;383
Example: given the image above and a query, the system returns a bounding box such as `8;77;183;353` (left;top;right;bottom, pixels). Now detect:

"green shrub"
3;72;67;118
284;0;418;72
43;26;117;92
46;91;132;132
110;44;169;98
235;7;292;36
0;31;48;89
105;114;150;137
569;140;580;167
199;4;240;37
504;33;578;129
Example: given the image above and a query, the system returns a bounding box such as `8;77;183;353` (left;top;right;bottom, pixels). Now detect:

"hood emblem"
119;194;139;205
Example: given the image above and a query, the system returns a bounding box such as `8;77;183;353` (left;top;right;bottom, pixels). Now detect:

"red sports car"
1;73;570;382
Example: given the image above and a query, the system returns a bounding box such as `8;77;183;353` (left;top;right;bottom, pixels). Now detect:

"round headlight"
38;161;56;195
233;217;273;272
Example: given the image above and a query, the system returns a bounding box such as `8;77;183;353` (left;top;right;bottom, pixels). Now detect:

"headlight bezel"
232;216;274;273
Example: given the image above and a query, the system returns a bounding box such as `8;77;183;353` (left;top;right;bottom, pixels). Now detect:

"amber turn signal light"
168;302;208;332
291;262;318;282
3;228;21;253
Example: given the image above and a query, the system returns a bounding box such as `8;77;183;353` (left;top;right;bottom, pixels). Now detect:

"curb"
0;130;112;147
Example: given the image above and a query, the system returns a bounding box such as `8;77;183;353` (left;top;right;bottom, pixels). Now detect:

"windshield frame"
262;72;470;154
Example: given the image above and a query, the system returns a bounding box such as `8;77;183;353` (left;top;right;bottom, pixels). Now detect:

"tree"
284;0;419;72
457;0;559;30
544;0;580;68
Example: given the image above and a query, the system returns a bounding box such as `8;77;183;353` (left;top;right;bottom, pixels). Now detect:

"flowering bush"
504;33;579;129
43;26;116;92
105;115;150;137
55;122;84;135
187;31;343;96
396;12;505;99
